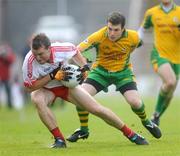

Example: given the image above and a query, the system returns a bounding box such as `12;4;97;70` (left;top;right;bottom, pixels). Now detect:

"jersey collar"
160;2;176;13
115;29;128;42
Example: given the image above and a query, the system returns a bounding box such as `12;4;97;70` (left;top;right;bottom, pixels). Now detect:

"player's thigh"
31;88;55;106
115;77;141;107
157;63;176;84
123;89;142;107
81;83;98;96
68;86;102;113
151;48;176;83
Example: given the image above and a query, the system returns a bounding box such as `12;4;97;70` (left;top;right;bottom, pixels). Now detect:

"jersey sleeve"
64;43;78;60
51;42;78;62
130;30;141;48
78;29;102;52
141;9;153;29
22;54;39;87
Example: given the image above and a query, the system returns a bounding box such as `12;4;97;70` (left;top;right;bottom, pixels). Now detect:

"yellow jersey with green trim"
78;27;140;72
141;4;180;64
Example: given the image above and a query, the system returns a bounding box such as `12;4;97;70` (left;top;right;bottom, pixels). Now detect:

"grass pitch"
0;96;180;156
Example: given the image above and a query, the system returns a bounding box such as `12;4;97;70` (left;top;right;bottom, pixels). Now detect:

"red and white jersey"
22;42;77;88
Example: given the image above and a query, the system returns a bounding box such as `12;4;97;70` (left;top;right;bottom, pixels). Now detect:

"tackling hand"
78;64;90;84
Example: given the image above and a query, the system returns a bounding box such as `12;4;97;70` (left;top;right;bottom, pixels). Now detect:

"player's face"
107;22;124;42
32;46;51;64
160;0;172;5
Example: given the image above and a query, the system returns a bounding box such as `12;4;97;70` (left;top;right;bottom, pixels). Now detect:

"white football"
61;64;82;88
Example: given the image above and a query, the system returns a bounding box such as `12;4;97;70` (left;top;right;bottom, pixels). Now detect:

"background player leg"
151;63;177;126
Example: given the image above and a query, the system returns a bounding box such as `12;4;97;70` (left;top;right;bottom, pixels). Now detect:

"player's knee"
165;79;177;91
31;93;44;108
127;97;142;108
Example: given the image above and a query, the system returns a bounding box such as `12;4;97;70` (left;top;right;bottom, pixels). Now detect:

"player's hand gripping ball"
61;64;82;88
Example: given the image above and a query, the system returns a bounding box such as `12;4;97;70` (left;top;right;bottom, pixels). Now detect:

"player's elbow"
24;86;34;93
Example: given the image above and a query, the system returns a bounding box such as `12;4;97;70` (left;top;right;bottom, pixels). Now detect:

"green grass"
0;96;180;156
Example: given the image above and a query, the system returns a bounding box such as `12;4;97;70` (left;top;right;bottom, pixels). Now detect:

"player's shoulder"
51;42;76;52
88;26;107;40
24;51;34;62
97;26;107;38
126;29;138;37
97;26;107;34
146;5;160;14
22;51;35;69
51;42;75;47
175;4;180;10
125;29;139;44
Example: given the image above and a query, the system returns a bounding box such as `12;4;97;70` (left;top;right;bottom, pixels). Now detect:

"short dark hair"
32;33;51;50
107;12;126;28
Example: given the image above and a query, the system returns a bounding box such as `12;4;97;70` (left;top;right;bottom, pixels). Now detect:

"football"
61;64;82;88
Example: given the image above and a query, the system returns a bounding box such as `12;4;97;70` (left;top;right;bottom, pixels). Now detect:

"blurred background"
0;0;179;109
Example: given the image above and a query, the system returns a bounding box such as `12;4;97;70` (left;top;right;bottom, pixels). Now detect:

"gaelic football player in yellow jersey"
67;12;161;143
138;0;180;126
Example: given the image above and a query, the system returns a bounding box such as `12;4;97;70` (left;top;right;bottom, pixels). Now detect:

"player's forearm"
72;51;87;67
25;75;51;92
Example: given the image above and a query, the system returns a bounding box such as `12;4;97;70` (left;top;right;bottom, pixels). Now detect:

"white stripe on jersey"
22;42;77;88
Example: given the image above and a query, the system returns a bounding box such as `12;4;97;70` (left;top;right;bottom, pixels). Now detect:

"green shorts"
151;47;180;79
86;65;136;92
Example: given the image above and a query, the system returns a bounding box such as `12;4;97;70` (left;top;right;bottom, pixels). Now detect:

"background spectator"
0;42;16;109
